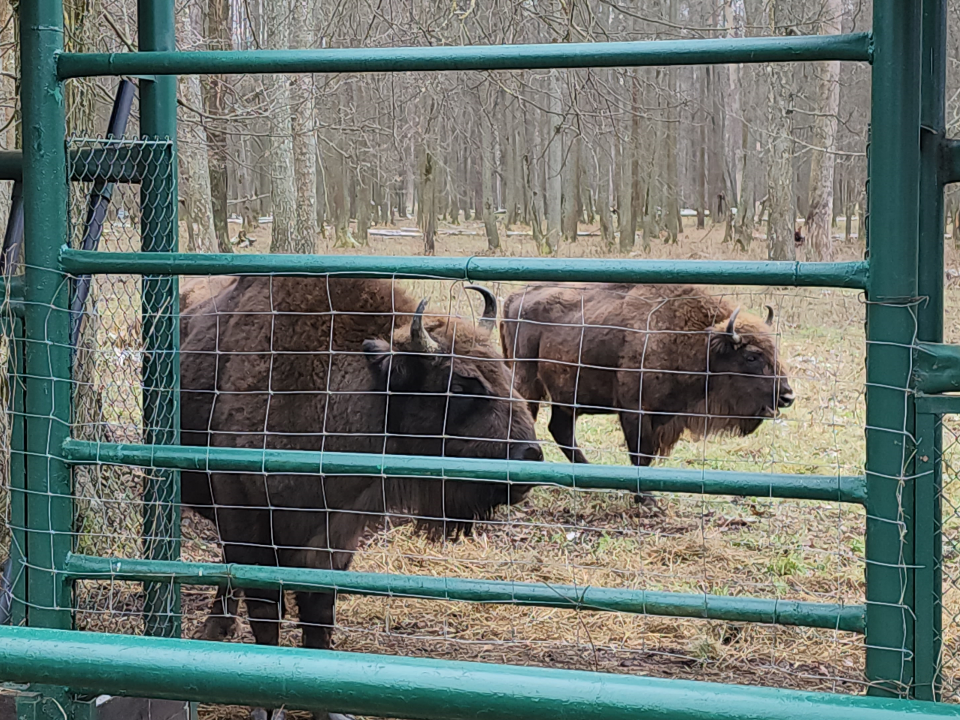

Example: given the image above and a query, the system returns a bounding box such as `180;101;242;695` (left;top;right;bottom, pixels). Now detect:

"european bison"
179;277;541;720
499;283;794;502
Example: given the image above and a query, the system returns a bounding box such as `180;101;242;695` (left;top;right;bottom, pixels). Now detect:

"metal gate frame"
2;0;960;717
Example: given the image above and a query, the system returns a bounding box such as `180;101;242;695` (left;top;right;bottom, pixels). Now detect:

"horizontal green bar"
61;439;867;504
58;250;870;289
916;394;960;415
69;146;145;184
0;149;145;183
64;554;865;633
57;33;873;79
943;138;960;185
1;624;957;720
913;342;960;394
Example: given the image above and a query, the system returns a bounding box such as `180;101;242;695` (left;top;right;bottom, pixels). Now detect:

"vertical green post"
19;1;75;716
913;0;948;701
20;0;73;633
139;0;181;639
865;0;923;698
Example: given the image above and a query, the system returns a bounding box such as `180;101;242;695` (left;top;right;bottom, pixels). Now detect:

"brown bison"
499;283;794;503
179;277;541;720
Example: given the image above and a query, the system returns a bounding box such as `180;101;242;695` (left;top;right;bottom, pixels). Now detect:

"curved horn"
764;304;775;327
725;307;742;344
410;298;439;353
465;284;497;330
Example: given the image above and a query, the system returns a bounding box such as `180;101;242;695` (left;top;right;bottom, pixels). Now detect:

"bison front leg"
548;405;589;464
200;585;240;640
618;411;661;512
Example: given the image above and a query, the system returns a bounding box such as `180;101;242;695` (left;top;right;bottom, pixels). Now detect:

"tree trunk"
597;134;614;248
178;74;218;253
765;63;796;260
805;0;842;260
733;135;756;251
176;4;217;253
562;132;580;244
290;0;318;253
419;148;437;255
480;100;500;252
264;0;298;253
719;0;745;209
695;71;707;231
544;71;562;254
203;0;233;253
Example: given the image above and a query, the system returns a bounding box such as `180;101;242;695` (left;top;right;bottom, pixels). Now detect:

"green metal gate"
1;0;960;717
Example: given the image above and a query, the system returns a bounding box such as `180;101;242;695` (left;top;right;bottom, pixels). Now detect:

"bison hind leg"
547;406;589;464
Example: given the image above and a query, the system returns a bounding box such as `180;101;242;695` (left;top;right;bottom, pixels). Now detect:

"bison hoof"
633;492;663;513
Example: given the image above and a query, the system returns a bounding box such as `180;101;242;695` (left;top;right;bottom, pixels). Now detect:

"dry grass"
56;214;960;717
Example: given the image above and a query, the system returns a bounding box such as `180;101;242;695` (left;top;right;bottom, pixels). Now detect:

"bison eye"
744;352;762;365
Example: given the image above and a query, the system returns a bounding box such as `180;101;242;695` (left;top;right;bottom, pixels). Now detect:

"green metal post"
19;1;75;716
914;0;948;701
20;0;73;633
138;0;181;639
865;0;923;698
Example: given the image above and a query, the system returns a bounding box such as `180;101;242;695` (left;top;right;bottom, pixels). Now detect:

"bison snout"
510;442;544;462
778;387;795;409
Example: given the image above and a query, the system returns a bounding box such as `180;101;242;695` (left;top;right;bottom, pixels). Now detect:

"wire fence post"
139;0;181;640
864;0;923;698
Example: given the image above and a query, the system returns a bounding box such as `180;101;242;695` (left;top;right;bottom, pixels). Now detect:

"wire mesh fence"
18;237;879;700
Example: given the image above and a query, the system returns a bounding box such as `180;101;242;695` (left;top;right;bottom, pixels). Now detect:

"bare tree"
264;0;299;253
805;0;843;260
765;5;797;262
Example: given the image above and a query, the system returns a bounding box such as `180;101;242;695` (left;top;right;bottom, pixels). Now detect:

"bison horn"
410;298;439;353
726;307;742;344
465;284;497;331
764;304;775;327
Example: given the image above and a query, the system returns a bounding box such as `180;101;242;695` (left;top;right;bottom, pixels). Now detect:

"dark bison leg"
201;585;240;640
617;411;660;510
297;591;335;650
548;405;589;464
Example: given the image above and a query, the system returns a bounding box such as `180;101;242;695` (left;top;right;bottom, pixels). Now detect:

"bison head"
361;286;542;533
705;305;795;437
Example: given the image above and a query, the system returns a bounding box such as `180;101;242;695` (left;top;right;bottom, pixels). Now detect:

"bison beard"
500;283;794;505
179;276;540;720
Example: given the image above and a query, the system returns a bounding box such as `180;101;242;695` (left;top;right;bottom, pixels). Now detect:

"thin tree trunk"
544;71;562;254
290;0;318;253
419;148;437;255
203;0;232;253
480;98;500;251
597;135;614;248
805;0;842;261
264;0;298;253
562;132;580;244
765;52;796;257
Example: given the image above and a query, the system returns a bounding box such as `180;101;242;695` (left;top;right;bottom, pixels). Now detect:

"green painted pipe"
57;33;873;79
1;624;959;720
943;138;960;185
0;149;144;183
63;554;865;633
913;342;960;395
60;439;867;504
58;249;870;289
